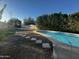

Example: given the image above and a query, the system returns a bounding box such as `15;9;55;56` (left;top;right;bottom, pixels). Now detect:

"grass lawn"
0;29;15;41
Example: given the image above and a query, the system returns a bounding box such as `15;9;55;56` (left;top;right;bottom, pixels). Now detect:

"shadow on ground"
0;35;53;59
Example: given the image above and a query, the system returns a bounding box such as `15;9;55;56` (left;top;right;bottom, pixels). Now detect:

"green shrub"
0;29;15;41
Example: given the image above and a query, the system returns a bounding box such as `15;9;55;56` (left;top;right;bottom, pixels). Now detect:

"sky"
0;0;79;22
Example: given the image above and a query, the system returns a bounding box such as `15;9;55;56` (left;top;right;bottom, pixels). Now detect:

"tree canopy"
8;18;21;28
36;12;79;33
23;17;35;25
0;4;7;20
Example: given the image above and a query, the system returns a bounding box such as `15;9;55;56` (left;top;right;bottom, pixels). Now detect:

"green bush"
0;29;15;41
36;12;79;33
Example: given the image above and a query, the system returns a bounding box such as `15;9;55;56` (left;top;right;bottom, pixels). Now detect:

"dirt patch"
0;31;53;59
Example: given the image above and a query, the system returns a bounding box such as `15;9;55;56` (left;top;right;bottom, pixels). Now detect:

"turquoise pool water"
39;31;79;47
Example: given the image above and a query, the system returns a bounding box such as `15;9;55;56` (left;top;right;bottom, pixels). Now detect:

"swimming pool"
38;30;79;47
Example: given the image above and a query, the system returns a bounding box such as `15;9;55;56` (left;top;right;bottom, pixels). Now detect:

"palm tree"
0;4;7;20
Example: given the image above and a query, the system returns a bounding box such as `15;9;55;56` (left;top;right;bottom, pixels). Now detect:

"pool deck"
0;30;53;59
1;29;79;59
35;31;79;59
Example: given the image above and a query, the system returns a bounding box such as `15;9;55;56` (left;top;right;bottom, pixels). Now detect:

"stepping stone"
25;36;30;39
42;43;50;48
36;40;42;44
31;38;37;41
22;35;26;37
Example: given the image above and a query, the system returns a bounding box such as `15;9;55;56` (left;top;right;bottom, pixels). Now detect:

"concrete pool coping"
34;31;72;59
37;30;79;47
37;30;79;37
47;30;79;37
34;30;79;59
34;30;74;50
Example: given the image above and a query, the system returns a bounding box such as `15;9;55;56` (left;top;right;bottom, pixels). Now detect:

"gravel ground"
0;31;53;59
